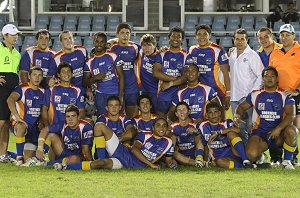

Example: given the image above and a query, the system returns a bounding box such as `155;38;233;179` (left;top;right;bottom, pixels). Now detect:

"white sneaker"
0;155;17;163
54;163;66;171
256;153;268;165
21;157;46;167
281;160;295;170
243;160;257;168
270;161;281;167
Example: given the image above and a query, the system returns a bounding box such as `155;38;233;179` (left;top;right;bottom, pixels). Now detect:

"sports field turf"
1;133;300;197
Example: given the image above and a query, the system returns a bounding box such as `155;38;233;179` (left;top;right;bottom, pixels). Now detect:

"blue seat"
290;22;300;31
107;15;120;24
158;36;169;47
77;22;90;36
107;22;118;32
64;16;77;25
83;36;93;46
255;21;267;31
210;36;217;44
219;37;233;48
213;16;226;25
73;36;82;45
51;44;61;52
188;38;198;47
273;21;285;32
199;16;212;26
184;22;196;35
255;15;267;23
49;22;62;36
92;23;105;31
186;15;198;25
23;36;36;46
227;16;240;26
130;36;141;44
15;36;23;47
242;16;254;24
35;21;47;30
212;22;226;36
241;21;254;35
93;16;105;24
52;37;60;46
79;16;91;25
63;22;76;32
36;15;49;25
249;37;259;48
51;16;63;25
226;22;239;36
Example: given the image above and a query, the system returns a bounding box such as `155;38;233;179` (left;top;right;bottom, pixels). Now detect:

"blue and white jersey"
135;132;174;163
171;120;198;158
132;114;157;134
44;83;84;125
245;89;295;134
48;120;93;157
96;114;133;137
84;51;123;95
172;82;218;119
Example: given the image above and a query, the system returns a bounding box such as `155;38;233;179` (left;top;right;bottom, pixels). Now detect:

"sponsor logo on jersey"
258;103;265;110
54;96;61;103
26;99;32;107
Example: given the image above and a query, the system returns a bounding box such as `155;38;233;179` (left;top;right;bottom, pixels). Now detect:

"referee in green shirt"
0;24;21;162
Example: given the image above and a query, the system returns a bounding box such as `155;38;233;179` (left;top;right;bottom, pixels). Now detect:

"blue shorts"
213;147;239;161
106;133;146;168
11;122;40;145
124;92;139;106
95;92;118;115
251;130;277;148
157;100;172;114
141;92;158;113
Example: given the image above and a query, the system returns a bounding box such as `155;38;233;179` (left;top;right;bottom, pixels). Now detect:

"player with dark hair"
35;104;93;166
235;66;298;169
171;102;207;168
7;67;44;165
153;26;188;118
83;31;124;115
54;117;176;170
109;23;141;118
199;102;255;169
19;29;56;88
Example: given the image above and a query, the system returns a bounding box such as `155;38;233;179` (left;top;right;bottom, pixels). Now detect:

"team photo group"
0;20;299;171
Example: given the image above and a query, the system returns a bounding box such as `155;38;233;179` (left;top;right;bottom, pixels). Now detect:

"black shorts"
0;72;19;120
293;94;300;115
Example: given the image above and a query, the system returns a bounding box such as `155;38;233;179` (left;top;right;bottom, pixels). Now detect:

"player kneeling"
199;102;255;169
54;118;176;170
170;102;209;168
34;104;93;166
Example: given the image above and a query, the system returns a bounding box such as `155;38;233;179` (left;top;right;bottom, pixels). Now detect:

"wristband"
38;138;45;142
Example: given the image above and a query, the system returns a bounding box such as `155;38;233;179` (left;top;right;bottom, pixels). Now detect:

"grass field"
1;132;300;197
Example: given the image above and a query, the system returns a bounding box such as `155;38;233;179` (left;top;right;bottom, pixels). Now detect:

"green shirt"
0;42;20;74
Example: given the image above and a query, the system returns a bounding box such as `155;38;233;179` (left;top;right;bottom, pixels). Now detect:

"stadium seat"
93;16;106;24
226;22;239;36
64;16;77;25
77;22;91;36
51;16;63;25
158;36;169;47
188;38;198;47
184;22;196;36
241;21;254;36
227;16;240;26
213;16;226;25
52;37;60;46
15;36;22;47
212;22;226;36
242;15;254;24
199;16;212;26
35;21;47;30
255;15;267;24
186;15;198;25
73;36;82;45
63;22;77;32
51;44;61;52
130;35;141;44
36;15;49;25
49;22;62;36
273;21;285;32
107;22;118;33
79;15;91;25
23;36;36;46
255;21;267;31
290;22;300;31
219;37;233;48
107;15;120;24
83;36;93;46
249;37;259;48
92;23;105;31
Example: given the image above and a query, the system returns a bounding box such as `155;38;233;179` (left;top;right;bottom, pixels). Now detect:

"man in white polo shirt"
228;28;264;143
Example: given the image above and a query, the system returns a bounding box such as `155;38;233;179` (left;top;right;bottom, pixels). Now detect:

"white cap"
2;24;21;35
279;24;295;34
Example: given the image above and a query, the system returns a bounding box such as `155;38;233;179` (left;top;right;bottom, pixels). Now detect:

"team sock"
229;161;243;169
7;151;17;159
95;136;106;159
66;161;92;170
231;137;247;161
283;142;296;161
16;137;25;159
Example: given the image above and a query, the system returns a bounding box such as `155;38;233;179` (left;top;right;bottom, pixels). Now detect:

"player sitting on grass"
235;66;298;169
198;102;255;169
170;102;208;168
31;104;93;166
54;117;176;170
